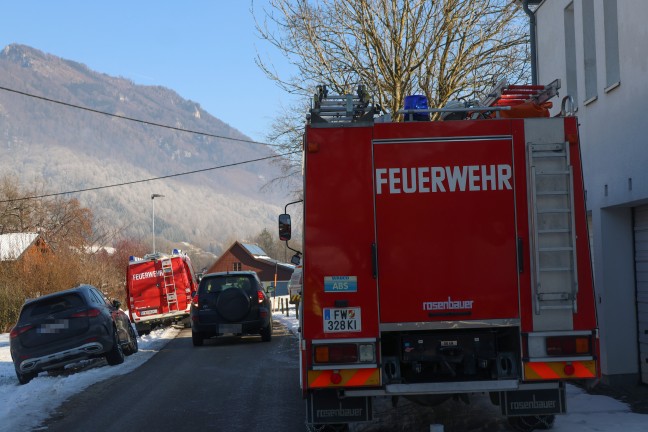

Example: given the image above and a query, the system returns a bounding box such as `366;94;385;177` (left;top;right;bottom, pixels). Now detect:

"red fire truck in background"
279;80;599;431
126;249;197;333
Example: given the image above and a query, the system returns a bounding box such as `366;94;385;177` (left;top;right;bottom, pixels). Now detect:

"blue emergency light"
403;95;430;121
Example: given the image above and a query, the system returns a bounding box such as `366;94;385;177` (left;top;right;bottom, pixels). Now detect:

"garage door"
634;205;648;385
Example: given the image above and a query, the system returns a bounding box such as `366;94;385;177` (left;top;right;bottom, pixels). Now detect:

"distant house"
205;242;294;294
0;233;50;263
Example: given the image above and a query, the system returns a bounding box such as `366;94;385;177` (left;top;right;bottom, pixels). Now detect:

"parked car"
190;271;272;346
9;284;139;384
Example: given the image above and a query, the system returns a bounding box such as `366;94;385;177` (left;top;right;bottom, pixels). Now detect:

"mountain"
0;44;292;254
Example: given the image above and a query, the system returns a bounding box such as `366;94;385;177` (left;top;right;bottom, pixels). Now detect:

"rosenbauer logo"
132;270;163;281
376;164;512;194
423;297;474;311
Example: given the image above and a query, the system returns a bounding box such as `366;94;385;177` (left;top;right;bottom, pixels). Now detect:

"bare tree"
254;0;529;184
256;0;528;112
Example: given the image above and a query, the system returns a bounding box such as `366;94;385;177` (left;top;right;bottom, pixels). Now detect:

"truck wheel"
508;415;555;431
15;368;36;385
318;424;349;432
192;330;204;346
105;327;125;365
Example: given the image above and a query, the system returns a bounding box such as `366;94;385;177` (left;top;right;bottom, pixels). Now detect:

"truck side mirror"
279;213;292;241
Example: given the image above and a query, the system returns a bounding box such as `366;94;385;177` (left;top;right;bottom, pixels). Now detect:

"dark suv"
9;284;139;384
190;271;272;346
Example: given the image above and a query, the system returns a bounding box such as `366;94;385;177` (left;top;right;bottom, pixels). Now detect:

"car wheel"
15;368;36;385
260;322;272;342
124;324;139;356
105;327;125;365
216;289;251;322
192;330;204;347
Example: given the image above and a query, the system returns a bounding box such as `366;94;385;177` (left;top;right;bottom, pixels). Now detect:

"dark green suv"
190;271;272;346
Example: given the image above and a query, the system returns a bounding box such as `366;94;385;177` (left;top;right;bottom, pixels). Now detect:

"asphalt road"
38;321;305;432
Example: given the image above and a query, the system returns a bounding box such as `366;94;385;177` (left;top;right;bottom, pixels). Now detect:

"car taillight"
192;295;199;308
257;290;265;304
71;308;101;318
9;325;33;339
546;335;591;356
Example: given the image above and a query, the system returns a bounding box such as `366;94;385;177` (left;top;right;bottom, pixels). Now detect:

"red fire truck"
126;249;197;333
279;81;599;431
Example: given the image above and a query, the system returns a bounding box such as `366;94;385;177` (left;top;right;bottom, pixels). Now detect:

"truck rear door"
372;122;521;324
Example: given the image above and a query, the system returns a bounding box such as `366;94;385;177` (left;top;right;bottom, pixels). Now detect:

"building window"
603;0;620;89
564;3;578;106
233;262;242;271
582;0;597;103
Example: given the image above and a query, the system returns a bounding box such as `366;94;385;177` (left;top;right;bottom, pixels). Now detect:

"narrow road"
39;321;305;432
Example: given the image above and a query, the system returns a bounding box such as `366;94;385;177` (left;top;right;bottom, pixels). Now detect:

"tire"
508;415;555;431
16;368;36;385
124;324;139;356
318;424;349;432
260;321;272;342
216;289;250;322
192;330;204;347
105;327;125;365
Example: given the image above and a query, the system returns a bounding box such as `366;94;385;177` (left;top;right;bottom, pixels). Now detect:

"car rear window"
200;276;255;294
22;294;85;318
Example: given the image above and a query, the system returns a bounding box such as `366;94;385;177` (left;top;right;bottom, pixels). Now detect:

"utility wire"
0;151;300;203
0;85;283;147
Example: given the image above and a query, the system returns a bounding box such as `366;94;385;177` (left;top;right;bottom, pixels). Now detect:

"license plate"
219;324;242;334
38;320;69;333
323;308;361;333
140;309;158;316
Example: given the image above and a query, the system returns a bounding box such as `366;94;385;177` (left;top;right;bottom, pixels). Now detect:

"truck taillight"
313;343;376;364
546;336;592;356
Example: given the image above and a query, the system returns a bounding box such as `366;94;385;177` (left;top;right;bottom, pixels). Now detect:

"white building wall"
535;0;648;383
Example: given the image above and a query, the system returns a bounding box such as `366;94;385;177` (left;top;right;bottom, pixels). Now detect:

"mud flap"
306;389;372;424
501;383;566;416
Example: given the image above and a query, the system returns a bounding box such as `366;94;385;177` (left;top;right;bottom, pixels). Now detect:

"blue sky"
0;0;296;143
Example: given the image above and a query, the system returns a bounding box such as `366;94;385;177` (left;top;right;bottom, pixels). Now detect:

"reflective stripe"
308;368;380;388
524;360;597;380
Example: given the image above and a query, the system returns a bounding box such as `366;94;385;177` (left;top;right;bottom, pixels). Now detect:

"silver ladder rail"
309;84;377;123
529;141;579;314
161;258;179;312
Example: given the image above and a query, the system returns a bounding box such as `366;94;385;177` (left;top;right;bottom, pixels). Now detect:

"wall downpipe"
523;0;538;85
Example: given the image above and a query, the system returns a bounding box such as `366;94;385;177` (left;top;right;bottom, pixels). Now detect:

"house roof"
239;242;294;270
0;233;40;261
241;243;269;257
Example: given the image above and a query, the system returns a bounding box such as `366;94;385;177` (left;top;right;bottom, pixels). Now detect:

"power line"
0;85;283;147
0;151;300;203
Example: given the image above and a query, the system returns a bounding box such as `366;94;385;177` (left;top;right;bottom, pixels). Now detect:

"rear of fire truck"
280;81;599;432
126;250;197;333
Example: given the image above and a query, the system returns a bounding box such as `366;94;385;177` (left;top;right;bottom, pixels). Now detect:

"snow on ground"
0;313;645;432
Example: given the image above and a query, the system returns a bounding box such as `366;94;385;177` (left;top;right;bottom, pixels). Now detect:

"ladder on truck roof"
161;257;179;312
481;79;561;108
529;140;579;314
309;84;378;124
